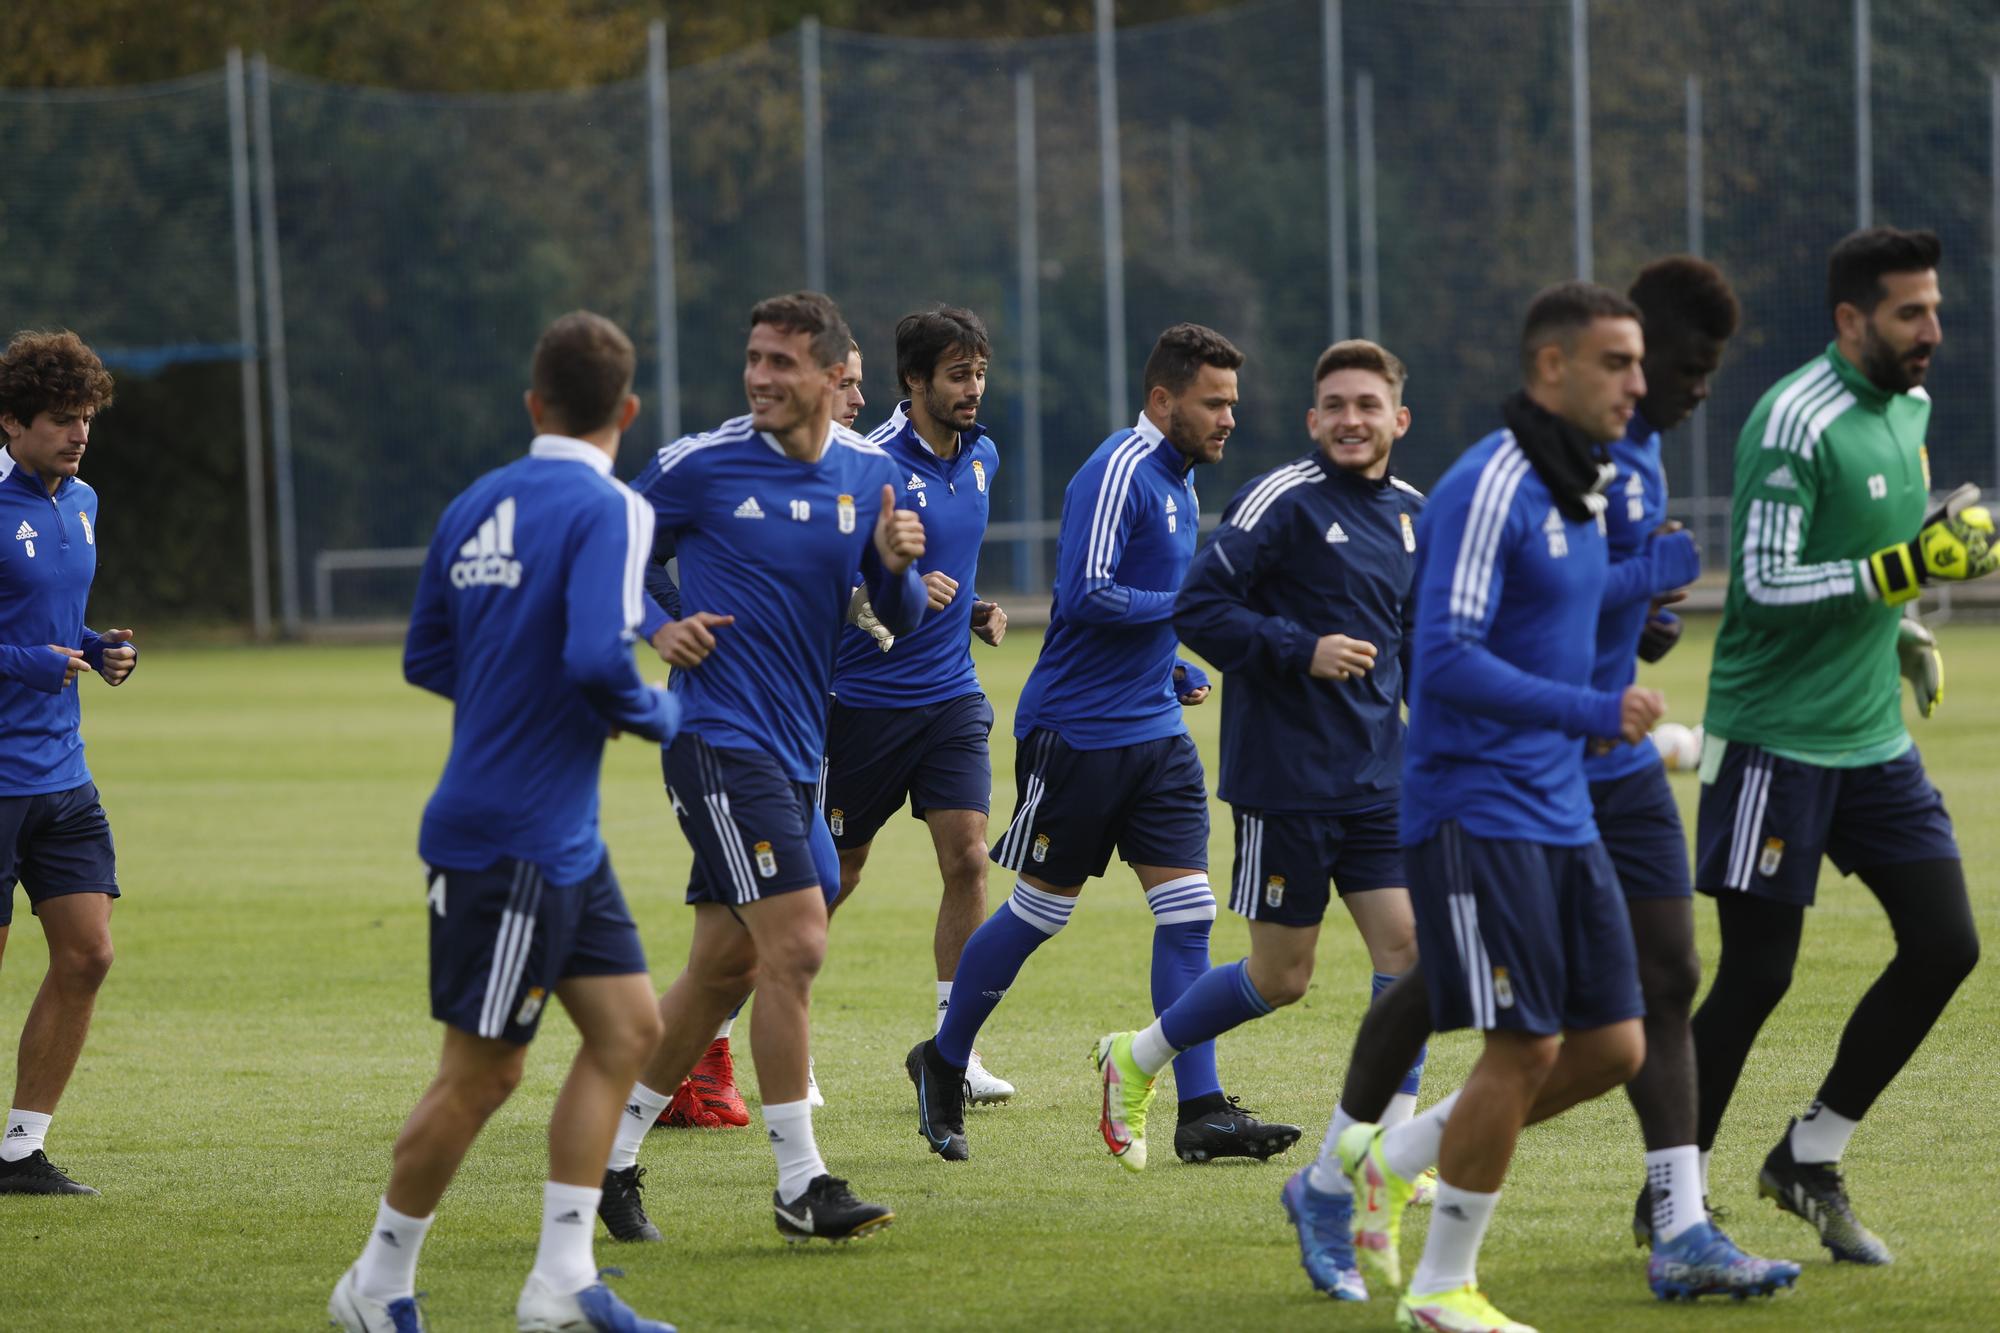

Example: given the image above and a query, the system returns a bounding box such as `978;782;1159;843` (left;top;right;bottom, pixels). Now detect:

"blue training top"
1015;414;1201;750
408;435;680;885
1583;411;1700;783
628;414;926;783
1402;429;1625;848
0;449;125;796
1177;449;1424;813
831;402;998;709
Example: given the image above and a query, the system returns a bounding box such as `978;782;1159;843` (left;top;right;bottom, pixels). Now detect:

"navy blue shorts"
821;692;993;849
1694;742;1957;907
1227;803;1404;927
1589;764;1692;899
664;732;840;908
426;853;646;1044
991;729;1208;888
1408;822;1643;1036
1;782;119;928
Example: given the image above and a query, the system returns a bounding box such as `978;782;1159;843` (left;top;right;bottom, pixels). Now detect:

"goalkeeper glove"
845;585;895;652
1637;608;1683;663
1896;616;1943;718
1866;483;1997;605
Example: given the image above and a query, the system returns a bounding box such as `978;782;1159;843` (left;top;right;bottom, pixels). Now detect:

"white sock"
1381;1088;1460;1181
935;980;952;1033
1381;1091;1418;1129
1645;1145;1706;1243
1409;1181;1499;1295
2;1108;51;1162
1699;1149;1712;1196
606;1082;671;1172
763;1098;828;1204
353;1198;433;1301
715;1014;736;1042
1309;1104;1358;1195
1790;1100;1859;1164
528;1181;600;1297
1130;1019;1178;1077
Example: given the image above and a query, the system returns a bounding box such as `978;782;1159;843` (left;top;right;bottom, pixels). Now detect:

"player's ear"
1833;300;1866;345
1393;403;1411;439
1533;339;1567;388
0;413;17;440
618;394;641;433
522;390;541;432
1306;406;1319;437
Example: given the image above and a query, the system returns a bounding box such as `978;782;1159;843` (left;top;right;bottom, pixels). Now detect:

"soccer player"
600;292;924;1245
836;339;865;430
0;330;131;1200
1091;337;1424;1272
906;322;1299;1168
822;306;1015;1105
329;312;682;1333
1691;226;1990;1265
1339;284;1664;1333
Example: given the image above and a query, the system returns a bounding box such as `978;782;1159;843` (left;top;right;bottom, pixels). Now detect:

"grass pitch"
1;616;1996;1331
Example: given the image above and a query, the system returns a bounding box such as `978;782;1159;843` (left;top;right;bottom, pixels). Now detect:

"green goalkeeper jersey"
1704;343;1929;758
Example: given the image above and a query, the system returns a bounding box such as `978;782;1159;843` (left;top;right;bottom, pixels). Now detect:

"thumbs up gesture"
873;483;925;574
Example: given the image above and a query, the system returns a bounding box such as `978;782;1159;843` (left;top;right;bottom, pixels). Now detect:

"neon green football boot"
1092;1032;1159;1172
1396;1283;1538;1333
1338;1122;1416;1290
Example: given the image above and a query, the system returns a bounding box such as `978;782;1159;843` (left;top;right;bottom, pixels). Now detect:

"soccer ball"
1653;722;1703;772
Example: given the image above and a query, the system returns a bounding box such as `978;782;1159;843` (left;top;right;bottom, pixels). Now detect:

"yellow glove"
1868;483;1997;605
1896;617;1942;718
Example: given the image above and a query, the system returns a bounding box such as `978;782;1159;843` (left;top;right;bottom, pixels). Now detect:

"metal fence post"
1096;0;1127;431
1357;70;1379;342
225;51;272;641
1016;66;1045;593
1686;73;1712;563
801;18;827;293
1571;0;1593;281
1991;73;1999;492
647;21;681;444
250;54;300;635
1855;0;1872;230
1323;0;1348;341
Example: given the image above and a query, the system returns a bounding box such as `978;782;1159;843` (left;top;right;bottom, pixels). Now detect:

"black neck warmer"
1500;390;1618;522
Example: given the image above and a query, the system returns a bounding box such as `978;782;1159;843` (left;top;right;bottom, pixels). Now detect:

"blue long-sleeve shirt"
629;415;924;783
0;450;123;796
1015;414;1200;750
1584;412;1700;783
1402;429;1624;847
410;435;679;884
1176;450;1423;812
831;403;998;708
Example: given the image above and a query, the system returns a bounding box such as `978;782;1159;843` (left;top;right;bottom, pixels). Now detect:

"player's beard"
921;380;974;437
1859;322;1932;394
1166;405;1225;464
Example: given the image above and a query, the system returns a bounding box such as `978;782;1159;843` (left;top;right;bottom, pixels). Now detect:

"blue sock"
1147;875;1221;1103
1159;958;1273;1052
934;882;1074;1068
1373;970;1427;1096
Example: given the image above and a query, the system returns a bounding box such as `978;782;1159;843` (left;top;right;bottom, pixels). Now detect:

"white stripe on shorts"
1726;751;1774;891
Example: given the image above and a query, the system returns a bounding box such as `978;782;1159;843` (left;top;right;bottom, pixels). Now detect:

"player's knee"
1641;945;1701;1020
1604;1025;1647;1085
52;936;114;991
1261;963;1312;1009
447;1060;524;1116
939;842;989;894
1912;925;1979;991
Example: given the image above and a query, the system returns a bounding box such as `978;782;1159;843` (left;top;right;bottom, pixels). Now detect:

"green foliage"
1;618;1996;1329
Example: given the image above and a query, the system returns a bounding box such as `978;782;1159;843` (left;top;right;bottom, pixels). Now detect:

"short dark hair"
1827;227;1942;321
895;306;991;395
530;311;635;435
749;291;852;369
1142;322;1244;397
0;329;114;429
1628;256;1740;346
1520;281;1644;380
1313;339;1407;400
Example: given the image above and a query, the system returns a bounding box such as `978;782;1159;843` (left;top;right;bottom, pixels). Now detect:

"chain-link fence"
2;0;1997;628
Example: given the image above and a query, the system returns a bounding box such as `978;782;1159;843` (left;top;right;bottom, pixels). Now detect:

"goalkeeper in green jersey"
1691;227;1990;1267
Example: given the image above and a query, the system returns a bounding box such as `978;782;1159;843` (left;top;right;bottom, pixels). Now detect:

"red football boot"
687;1037;751;1126
655;1077;724;1128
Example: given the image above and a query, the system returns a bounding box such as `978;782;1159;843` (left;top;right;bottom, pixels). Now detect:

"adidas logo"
14;521;36;541
1324;522;1349;544
733;495;765;519
1543;507;1566;533
1765;462;1798;490
449;497;522;589
906;472;927;491
377;1230;401;1248
626;1102;643;1118
554;1209;584;1225
4;1124;25;1137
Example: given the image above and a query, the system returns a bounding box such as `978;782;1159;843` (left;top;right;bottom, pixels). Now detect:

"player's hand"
650;611;733;668
874;484;925;574
45;645;90;687
96;628;137;685
1310;633;1378;680
1174;659;1211;706
922;571;959;611
1867;482;1997;604
1618;685;1667;745
1637;606;1682;663
1897;617;1943;718
971;599;1007;646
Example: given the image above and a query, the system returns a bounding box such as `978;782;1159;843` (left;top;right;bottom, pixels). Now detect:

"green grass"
2;617;1996;1330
